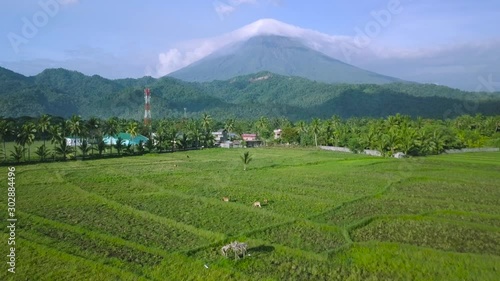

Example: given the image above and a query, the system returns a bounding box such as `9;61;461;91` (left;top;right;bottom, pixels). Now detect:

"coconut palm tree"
0;119;12;162
68;115;83;159
55;140;73;160
155;119;169;152
224;118;235;133
114;137;124;155
97;140;106;156
255;116;270;140
105;118;119;155
79;140;91;159
35;144;51;162
188;119;203;149
126;121;138;139
310;118;321;147
17;122;36;161
86;117;100;156
38;114;51;151
10;146;26;163
201;113;212;135
241;151;252;171
49;123;64;153
295;120;308;145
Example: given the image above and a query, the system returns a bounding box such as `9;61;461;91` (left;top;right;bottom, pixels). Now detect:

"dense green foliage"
1;113;499;164
1;148;499;280
1;66;499;120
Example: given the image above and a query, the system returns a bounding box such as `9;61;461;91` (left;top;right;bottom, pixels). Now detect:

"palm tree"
55;140;73;160
0;119;12;162
35;144;51;162
384;129;400;156
188;119;202;149
145;137;155;153
296;120;308;145
114;137;124;155
68;115;83;159
136;140;145;154
86;117;100;156
105;118;119;155
97;140;106;156
49;123;64;153
79;140;91;159
224;118;235;133
10;146;26;163
155;119;169;152
38;114;51;151
201;113;212;135
255;116;269;140
17;122;36;161
399;126;417;155
126;121;138;139
310;118;321;147
168;128;179;152
241;151;252;171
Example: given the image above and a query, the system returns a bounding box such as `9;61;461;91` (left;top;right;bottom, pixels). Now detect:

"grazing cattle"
222;197;230;202
263;199;268;204
253;201;261;208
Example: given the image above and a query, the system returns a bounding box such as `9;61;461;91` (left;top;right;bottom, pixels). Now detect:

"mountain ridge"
0;66;499;120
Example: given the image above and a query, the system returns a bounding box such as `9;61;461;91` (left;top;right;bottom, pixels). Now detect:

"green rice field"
1;147;499;280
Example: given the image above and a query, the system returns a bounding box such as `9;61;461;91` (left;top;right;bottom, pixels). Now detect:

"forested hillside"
1;67;499;120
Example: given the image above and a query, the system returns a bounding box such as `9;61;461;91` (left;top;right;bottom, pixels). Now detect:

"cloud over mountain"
155;18;500;91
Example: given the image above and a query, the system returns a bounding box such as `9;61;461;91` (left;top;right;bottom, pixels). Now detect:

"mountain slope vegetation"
0;67;499;120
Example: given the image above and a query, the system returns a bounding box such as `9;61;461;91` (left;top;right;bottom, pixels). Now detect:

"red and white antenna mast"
144;88;151;126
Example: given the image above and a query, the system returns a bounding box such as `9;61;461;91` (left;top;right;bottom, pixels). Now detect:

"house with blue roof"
103;133;148;146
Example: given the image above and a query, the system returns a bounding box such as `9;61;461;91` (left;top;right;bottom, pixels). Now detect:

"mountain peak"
240;18;298;37
168;34;401;84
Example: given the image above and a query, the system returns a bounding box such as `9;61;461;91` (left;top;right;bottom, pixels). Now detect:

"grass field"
1;147;499;280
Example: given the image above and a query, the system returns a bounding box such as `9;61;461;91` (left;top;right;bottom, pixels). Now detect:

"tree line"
0;113;499;164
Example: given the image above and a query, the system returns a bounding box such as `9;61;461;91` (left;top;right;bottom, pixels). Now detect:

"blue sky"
1;0;499;90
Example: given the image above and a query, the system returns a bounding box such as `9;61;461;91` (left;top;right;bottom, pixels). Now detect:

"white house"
65;137;83;147
273;129;282;139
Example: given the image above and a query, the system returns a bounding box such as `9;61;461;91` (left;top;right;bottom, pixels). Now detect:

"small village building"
273;129;282;139
212;129;229;144
103;133;148;146
241;134;257;141
220;141;233;148
65;136;83;147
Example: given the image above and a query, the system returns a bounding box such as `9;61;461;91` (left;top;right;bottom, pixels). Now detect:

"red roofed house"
241;133;262;147
241;134;257;141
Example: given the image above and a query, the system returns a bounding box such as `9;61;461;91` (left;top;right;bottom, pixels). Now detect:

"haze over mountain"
168;35;402;84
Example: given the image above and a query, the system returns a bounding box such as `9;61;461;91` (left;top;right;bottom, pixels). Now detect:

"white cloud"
214;2;236;18
156;19;352;76
57;0;80;5
229;0;258;5
155;18;500;91
214;0;260;19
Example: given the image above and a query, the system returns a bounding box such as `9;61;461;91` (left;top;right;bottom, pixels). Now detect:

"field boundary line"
18;211;175;257
58;174;226;242
16;237;150;280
